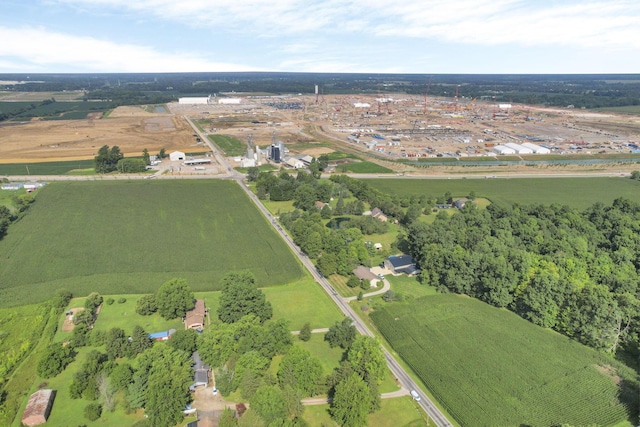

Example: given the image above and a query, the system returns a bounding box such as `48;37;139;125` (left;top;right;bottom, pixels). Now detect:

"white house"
169;151;186;161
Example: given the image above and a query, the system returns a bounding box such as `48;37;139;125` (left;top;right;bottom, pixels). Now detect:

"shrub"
105;298;115;305
299;323;312;342
117;297;127;304
84;403;102;421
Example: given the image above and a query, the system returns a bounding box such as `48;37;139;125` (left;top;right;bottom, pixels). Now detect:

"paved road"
185;117;453;427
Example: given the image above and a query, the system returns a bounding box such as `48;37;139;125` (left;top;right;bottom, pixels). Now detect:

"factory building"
493;145;516;155
504;143;533;154
521;142;551;154
178;96;212;105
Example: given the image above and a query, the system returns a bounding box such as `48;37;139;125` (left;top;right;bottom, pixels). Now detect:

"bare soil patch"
61;307;84;332
0;106;197;163
595;364;622;385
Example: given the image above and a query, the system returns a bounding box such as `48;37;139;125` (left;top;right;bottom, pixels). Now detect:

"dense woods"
406;199;640;355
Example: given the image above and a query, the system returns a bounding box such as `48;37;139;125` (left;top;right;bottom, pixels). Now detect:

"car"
212;387;218;395
410;390;421;402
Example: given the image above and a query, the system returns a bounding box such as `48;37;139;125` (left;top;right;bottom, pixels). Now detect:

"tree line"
405;199;640;355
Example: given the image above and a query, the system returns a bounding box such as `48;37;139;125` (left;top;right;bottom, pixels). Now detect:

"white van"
410;390;421;402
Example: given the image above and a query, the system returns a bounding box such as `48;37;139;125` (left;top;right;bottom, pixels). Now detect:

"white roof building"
169;151;186;161
504;143;533;154
521;142;551;154
284;157;304;169
178;97;211;105
218;98;242;104
493;145;516;155
353;102;371;108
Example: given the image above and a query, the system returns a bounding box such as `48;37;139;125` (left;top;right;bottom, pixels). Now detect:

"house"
169;151;186;161
315;201;330;210
185;299;206;330
384;255;420;276
148;328;176;341
371;207;388;222
454;198;468;209
353;266;380;288
190;352;210;390
21;389;55;427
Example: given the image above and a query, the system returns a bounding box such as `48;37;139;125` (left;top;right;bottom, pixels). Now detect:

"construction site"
1;88;640;175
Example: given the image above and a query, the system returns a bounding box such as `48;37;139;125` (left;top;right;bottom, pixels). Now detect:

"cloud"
54;0;640;49
0;26;259;72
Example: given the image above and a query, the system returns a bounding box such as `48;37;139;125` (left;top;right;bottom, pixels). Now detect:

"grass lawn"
92;297;184;335
208;134;246;156
366;177;640;209
24;348;145;427
371;294;639;426
263;199;296;216
302;398;429;427
385;275;438;300
327;274;361;298
296;333;344;375
0;180;304;308
264;278;343;330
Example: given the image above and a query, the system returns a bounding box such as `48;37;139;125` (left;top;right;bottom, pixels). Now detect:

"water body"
154;106;167;113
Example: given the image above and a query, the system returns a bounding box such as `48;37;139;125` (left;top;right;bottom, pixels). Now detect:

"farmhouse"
384;255;420;276
315;201;330;210
185;299;207;330
169;151;186;161
21;389;55;427
454;198;469;209
371;207;388;222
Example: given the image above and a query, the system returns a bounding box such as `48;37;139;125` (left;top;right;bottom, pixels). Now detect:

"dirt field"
61;307;84;332
0;105;201;163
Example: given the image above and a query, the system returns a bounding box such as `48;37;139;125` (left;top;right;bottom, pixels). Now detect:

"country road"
185;117;454;427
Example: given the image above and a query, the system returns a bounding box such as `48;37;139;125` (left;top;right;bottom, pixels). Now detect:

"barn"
169;151;186;161
22;389;55;427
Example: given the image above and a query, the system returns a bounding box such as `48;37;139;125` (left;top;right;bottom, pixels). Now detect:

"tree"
278;346;324;396
84;292;103;312
117;158;147;173
347;336;386;384
167;328;198;354
144;346;193;427
330;373;370;427
155;278;194;320
94;145;124;173
299;323;312;342
52;288;72;310
325;318;357;349
106;327;129;360
218;271;272;323
135;294;157;315
346;275;360;288
158;147;166;159
249;385;288;425
84;403;102;421
219;407;238;427
128;325;153;357
110;363;134;391
247;167;260;182
37;343;75;378
142;148;150;165
71;323;92;347
630;170;640;180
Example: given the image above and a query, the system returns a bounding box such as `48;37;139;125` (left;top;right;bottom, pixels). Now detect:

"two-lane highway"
187;117;453;427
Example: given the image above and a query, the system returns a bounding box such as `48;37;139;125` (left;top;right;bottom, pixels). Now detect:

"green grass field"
208;134;247;156
338;161;394;174
371;294;639;426
0;160;95;175
0;101;111;121
366;177;640;209
0;180;304;308
302;398;428;427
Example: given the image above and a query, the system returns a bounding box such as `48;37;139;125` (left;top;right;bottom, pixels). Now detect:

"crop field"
0;180;304;308
366;177;640;209
371;294;639;426
339;161;393;173
0;159;95;175
208;134;247;156
0;101;111;120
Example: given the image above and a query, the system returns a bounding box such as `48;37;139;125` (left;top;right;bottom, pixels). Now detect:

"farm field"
371;294;639;426
366;177;640;209
0;180;304;308
339;161;393;174
0;159;94;175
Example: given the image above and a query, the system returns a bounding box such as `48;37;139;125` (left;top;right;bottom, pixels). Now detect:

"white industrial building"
504;143;533;154
521;142;551;154
218;98;242;104
353;102;371;108
169;151;186;161
284;157;305;169
178;97;211;105
493;145;516;155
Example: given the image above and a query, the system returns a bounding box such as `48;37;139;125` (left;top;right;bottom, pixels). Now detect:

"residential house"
384;255;420;276
185;299;206;330
371;207;388;222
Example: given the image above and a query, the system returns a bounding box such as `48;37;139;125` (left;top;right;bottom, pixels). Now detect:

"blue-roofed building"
148;328;176;341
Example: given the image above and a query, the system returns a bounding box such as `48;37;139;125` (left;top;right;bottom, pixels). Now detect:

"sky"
1;0;639;74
